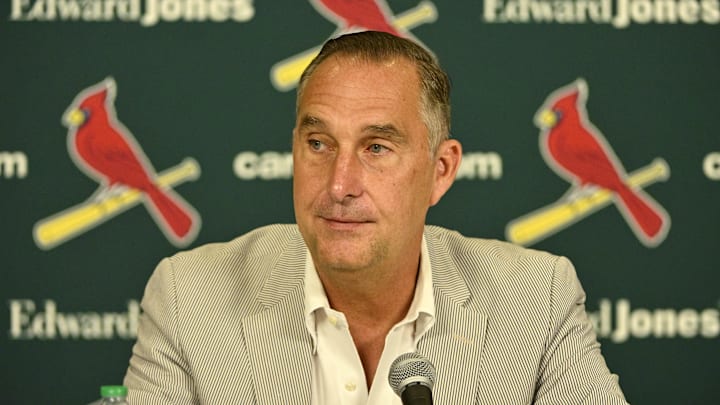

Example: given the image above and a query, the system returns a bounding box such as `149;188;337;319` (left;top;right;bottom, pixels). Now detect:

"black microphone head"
388;352;437;396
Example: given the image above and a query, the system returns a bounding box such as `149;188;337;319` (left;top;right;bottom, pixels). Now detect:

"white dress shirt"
304;236;436;405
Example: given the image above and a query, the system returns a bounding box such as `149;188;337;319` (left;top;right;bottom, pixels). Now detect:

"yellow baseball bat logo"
506;158;670;247
33;158;200;250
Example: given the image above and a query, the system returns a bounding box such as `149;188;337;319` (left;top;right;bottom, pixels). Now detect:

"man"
124;31;629;404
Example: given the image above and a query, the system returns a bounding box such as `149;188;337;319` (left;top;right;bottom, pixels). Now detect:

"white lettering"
233;151;293;180
677;308;700;337
28;0;50;20
456;152;503;180
598;298;613;336
0;151;28;179
628;308;653;338
9;300;34;339
159;0;183;22
57;0;82;19
483;0;720;28
611;299;631;342
11;0;32;20
703;152;720;180
614;0;631;26
208;0;228;22
484;0;503;21
8;299;140;340
82;0;104;20
701;308;720;337
231;0;253;21
702;0;720;22
141;0;253;26
589;299;720;343
117;0;141;20
652;309;677;337
678;0;701;22
9;0;254;25
631;0;655;23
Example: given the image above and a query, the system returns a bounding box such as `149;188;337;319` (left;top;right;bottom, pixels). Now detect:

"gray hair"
297;31;451;154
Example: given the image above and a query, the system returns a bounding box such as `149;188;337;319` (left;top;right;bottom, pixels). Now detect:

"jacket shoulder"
161;224;305;308
424;226;569;305
425;225;562;273
171;224;302;263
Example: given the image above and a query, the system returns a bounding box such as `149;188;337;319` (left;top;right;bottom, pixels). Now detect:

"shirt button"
328;315;338;326
345;382;357;392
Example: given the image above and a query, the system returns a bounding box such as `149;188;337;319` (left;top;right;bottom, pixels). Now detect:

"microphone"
388;352;436;405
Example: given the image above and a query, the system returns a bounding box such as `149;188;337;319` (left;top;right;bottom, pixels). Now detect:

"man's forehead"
298;55;421;108
294;53;425;138
312;54;417;80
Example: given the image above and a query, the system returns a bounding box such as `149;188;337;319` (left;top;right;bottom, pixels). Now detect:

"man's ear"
430;139;462;206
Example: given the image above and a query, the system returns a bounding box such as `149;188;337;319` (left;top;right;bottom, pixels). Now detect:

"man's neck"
318;257;419;324
316;255;421;388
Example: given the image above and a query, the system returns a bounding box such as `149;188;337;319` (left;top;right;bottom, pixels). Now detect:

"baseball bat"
505;158;670;246
270;0;438;91
33;158;200;250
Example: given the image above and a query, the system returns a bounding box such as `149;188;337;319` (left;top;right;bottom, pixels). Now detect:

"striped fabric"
124;224;629;404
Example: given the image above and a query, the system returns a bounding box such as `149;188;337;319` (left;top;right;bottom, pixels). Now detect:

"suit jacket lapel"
242;233;313;404
419;230;488;404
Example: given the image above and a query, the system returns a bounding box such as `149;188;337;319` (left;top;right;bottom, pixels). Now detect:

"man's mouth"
320;216;372;230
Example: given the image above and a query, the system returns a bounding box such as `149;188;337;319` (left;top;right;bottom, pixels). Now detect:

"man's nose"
329;150;364;202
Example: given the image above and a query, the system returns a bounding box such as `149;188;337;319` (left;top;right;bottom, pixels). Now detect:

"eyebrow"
298;114;325;131
363;124;407;144
297;115;408;143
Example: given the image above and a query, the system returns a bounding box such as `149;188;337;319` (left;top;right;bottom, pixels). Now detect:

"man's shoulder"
161;224;304;288
425;225;564;288
425;225;574;318
170;224;303;264
425;225;560;265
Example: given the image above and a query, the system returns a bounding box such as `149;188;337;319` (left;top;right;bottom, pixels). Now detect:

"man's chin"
312;240;382;273
316;249;372;272
302;226;387;272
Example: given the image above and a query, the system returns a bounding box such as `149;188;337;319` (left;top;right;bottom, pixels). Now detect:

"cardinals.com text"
704;152;720;180
0;151;28;179
483;0;719;28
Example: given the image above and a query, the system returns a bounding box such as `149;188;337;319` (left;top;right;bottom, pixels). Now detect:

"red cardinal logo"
534;79;670;246
312;0;402;36
62;78;200;246
270;1;437;91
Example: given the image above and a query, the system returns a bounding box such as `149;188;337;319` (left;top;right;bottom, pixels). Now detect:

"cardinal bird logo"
270;0;438;91
506;79;671;248
311;0;404;37
33;78;201;250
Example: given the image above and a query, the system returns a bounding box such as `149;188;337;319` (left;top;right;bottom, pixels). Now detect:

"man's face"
293;55;444;274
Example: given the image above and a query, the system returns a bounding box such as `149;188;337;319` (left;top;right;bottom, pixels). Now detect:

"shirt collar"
303;234;436;354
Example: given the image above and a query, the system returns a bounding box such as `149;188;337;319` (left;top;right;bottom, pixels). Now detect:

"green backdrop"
1;0;718;403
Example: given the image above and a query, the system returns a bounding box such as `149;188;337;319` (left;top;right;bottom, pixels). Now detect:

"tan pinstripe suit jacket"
124;224;629;404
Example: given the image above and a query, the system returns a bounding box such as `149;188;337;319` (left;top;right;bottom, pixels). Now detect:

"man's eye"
369;144;388;154
309;140;324;151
